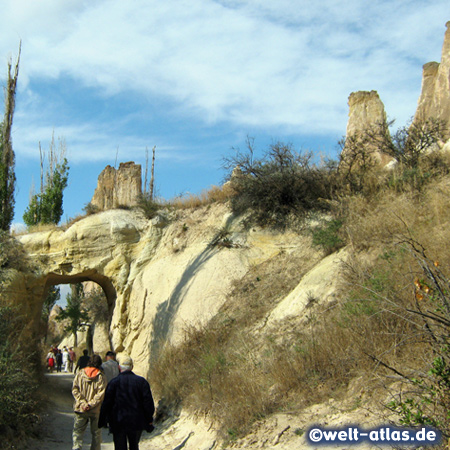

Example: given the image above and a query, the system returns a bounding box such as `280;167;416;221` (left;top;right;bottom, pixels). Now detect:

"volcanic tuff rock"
345;90;387;138
413;22;450;131
16;204;334;377
91;161;142;211
343;91;395;167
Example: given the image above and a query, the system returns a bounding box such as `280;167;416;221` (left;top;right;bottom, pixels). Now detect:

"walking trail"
23;372;153;450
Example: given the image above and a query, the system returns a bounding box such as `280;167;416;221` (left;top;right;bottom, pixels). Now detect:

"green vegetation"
41;286;60;322
55;283;90;347
311;219;344;255
223;139;332;229
0;231;39;448
0;46;20;231
0;306;38;444
23;135;69;227
137;192;161;219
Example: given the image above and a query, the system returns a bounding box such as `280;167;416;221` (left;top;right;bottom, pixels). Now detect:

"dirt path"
22;372;172;450
23;372;115;450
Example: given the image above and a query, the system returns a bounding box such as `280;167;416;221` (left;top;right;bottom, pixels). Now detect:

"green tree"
55;283;89;347
0;45;20;231
42;286;60;322
23;136;69;226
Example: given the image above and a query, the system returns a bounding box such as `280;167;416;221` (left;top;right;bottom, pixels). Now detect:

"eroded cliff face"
414;22;450;130
346;91;387;138
91;161;142;211
16;204;338;378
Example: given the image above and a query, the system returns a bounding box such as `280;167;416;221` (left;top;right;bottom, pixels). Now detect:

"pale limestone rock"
443;138;450;153
346;91;387;137
17;204;320;377
47;304;65;343
264;248;348;327
343;91;394;167
13;203;390;449
91;162;142;211
414;22;450;131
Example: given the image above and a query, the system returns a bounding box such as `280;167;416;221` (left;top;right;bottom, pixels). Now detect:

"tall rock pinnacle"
413;22;450;130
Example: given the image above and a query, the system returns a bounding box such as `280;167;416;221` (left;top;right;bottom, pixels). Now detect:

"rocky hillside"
16;204;338;373
15;200;380;449
4;19;450;450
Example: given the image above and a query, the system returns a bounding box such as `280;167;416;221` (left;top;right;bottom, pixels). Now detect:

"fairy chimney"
342;90;394;167
413;22;450;132
91;162;142;211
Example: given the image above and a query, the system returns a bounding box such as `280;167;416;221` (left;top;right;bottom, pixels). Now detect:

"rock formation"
342;90;394;167
345;91;387;138
413;22;450;131
15;204;332;377
91;161;142;211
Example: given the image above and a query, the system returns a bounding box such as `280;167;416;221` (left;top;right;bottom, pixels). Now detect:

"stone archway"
44;270;116;313
43;270;117;351
15;209;146;351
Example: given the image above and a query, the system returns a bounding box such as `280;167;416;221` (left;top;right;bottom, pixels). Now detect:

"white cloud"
0;0;449;158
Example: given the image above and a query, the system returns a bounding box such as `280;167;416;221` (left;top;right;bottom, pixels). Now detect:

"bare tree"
149;145;156;200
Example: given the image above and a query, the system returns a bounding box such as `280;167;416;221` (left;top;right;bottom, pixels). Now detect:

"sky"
0;0;449;229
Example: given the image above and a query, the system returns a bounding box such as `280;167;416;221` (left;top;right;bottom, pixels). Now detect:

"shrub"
224;140;333;229
383;243;450;437
168;185;232;209
137;192;161;219
83;202;99;215
311;219;345;255
0;305;39;444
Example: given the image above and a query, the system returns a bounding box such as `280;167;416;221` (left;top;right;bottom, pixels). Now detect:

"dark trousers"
113;430;142;450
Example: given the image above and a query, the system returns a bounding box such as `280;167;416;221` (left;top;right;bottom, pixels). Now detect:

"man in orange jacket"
72;354;107;450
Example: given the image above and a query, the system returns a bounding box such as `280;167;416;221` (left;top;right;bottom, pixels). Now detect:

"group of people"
46;346;76;373
71;350;155;450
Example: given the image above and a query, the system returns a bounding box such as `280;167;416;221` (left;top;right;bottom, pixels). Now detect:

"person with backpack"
72;354;107;450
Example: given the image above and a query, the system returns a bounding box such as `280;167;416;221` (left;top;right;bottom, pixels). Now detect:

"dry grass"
167;185;233;210
152;171;450;439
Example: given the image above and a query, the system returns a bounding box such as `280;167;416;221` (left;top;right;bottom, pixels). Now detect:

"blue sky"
0;0;449;229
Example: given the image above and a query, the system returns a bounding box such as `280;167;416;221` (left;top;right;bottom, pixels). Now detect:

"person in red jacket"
99;355;155;450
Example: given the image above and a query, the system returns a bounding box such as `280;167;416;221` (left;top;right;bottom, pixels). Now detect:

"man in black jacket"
98;355;155;450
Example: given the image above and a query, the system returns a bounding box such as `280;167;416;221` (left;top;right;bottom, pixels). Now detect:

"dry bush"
152;171;450;439
341;175;450;259
168;185;232;210
23;222;58;234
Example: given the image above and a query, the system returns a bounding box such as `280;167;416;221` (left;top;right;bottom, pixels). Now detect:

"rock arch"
43;270;116;313
16;209;148;349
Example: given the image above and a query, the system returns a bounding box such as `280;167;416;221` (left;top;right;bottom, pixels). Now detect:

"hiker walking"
101;351;120;383
99;355;155;450
46;349;55;373
72;354;107;450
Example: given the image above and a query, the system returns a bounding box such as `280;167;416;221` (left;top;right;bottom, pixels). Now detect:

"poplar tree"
0;45;20;231
23;134;69;226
